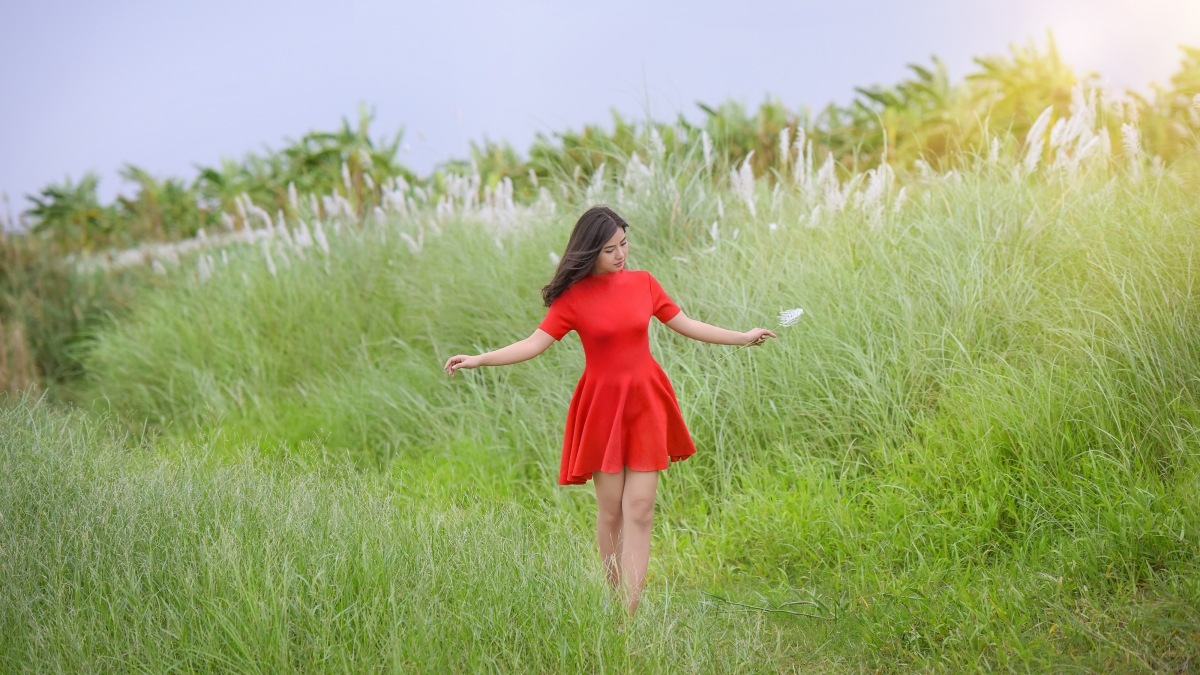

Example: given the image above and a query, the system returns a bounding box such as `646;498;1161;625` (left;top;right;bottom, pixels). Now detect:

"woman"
443;206;776;615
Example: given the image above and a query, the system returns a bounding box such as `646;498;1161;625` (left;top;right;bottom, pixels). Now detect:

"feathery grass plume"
816;153;845;212
400;231;422;254
151;260;166;275
701;130;713;168
1022;106;1054;176
1121;123;1143;180
893;186;908;213
792;129;807;184
914;159;934;182
528;168;538;189
260;239;277;276
548;251;560;266
861;163;892;211
778;127;790;169
221;213;236;231
716;196;724;218
288;182;298;210
709;221;719;241
777;307;804;327
275;211;293;247
363;173;376;193
731;152;756;217
341;162;353;192
294;220;314;249
312;221;330;255
586;163;606;200
649;127;665;156
1192;93;1200;115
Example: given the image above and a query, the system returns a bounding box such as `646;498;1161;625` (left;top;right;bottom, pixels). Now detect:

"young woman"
442;206;776;616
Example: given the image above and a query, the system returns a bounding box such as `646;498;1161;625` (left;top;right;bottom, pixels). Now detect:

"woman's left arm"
663;311;777;346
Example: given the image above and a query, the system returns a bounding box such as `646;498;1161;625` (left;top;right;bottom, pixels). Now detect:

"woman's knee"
596;501;623;527
623;495;655;528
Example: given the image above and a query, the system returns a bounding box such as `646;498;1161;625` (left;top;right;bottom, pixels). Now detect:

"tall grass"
0;402;815;673
64;122;1200;669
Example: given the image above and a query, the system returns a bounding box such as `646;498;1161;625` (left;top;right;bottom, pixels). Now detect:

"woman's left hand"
742;328;777;347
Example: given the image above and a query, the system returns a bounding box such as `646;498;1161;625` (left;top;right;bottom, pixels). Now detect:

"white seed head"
778;308;805;327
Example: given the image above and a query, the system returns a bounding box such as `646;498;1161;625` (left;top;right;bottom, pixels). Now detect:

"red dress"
538;269;697;485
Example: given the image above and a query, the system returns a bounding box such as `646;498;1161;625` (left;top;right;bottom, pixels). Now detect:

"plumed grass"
65;153;1200;668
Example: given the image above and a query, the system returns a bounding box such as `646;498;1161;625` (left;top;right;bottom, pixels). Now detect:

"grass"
6;139;1200;670
0;402;819;673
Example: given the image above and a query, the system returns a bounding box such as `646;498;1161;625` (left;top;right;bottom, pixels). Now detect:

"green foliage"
24;173;114;251
75;153;1200;668
116;165;213;241
1;402;808;673
196;104;414;222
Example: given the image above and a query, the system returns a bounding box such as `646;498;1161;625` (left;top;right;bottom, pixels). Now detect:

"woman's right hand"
443;354;481;376
741;328;777;347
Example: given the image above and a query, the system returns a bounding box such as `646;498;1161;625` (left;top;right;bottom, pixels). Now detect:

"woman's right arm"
443;329;557;376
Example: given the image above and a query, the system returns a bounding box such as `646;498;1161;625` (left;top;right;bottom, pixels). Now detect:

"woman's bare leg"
592;470;626;594
619;468;659;616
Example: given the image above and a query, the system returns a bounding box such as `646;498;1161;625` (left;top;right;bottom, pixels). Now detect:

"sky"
2;0;1198;217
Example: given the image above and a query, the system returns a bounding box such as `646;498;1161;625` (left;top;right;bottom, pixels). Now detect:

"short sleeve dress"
538;269;697;485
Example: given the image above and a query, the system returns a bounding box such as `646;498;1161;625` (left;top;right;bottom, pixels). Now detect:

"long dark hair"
542;205;629;307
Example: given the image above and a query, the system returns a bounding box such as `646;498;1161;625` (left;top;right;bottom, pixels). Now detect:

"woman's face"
591;228;627;275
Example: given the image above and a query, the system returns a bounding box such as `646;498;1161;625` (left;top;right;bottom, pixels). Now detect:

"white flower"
778;308;805;327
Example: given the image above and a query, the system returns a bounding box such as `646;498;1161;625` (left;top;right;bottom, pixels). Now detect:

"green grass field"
5;133;1200;671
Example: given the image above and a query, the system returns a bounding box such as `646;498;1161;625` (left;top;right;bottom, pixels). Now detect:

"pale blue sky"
2;0;1198;212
